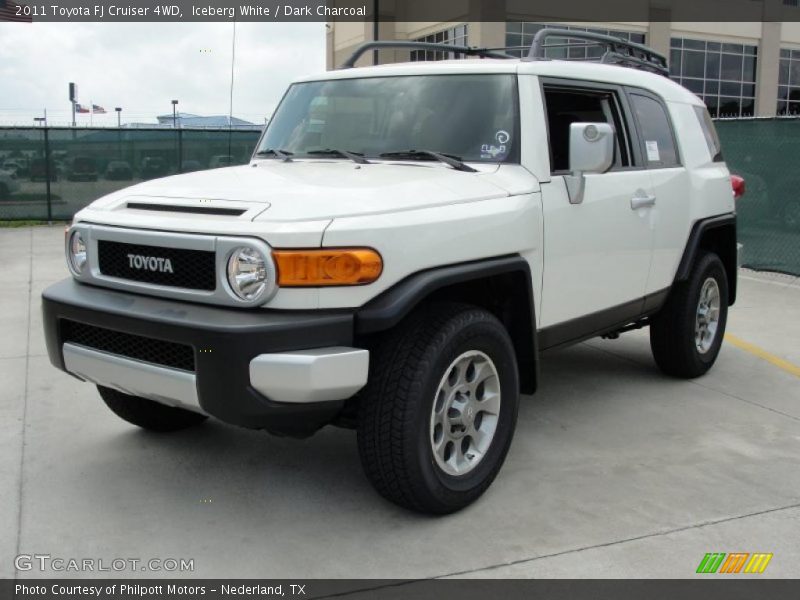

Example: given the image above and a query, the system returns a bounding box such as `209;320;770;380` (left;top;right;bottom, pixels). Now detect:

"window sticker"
646;140;660;162
481;130;511;160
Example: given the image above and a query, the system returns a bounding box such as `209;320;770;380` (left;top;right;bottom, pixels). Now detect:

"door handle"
631;193;656;210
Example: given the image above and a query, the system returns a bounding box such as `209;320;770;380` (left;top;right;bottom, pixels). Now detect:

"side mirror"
565;122;615;204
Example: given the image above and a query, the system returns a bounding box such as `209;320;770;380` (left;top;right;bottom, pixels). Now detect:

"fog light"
227;246;269;301
68;230;87;274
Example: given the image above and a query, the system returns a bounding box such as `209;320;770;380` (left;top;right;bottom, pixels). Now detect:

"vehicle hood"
89;160;524;221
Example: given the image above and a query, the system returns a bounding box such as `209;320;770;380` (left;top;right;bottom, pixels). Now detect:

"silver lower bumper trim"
249;347;369;403
62;343;204;413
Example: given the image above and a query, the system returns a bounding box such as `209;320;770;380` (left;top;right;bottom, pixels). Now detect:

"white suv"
42;31;741;513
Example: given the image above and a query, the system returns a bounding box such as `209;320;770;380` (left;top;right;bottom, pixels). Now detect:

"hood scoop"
117;195;269;220
126;201;246;217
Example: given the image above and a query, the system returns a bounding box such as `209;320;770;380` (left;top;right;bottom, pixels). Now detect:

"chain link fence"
1;120;799;276
716;117;800;276
0;127;261;221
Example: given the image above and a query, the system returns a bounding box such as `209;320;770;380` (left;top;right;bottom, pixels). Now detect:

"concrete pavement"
1;225;799;579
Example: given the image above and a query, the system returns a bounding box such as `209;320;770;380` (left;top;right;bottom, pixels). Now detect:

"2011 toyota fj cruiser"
42;30;743;513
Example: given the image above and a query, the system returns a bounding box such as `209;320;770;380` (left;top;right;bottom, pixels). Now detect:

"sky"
0;22;326;126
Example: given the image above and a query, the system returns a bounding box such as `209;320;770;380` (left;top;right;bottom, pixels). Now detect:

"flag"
75;104;90;114
92;104;107;114
0;0;33;22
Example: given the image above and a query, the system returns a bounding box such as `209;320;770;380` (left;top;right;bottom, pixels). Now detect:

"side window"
629;93;680;168
693;105;723;162
542;86;632;173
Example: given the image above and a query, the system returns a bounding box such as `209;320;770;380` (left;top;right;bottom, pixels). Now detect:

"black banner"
1;0;800;22
4;580;800;600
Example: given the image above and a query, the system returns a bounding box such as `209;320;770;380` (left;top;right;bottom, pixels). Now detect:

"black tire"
357;303;520;514
98;386;207;432
650;252;729;378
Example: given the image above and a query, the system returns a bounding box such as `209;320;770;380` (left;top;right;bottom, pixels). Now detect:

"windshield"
257;74;519;163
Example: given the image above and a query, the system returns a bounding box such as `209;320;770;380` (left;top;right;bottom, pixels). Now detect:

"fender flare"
355;255;539;393
674;213;737;305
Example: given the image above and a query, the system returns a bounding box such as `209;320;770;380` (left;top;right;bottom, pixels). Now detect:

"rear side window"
693;105;723;162
629;93;679;168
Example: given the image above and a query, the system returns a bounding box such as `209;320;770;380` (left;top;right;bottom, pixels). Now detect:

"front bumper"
42;279;366;437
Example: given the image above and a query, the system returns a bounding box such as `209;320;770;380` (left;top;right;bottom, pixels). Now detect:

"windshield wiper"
378;150;477;173
305;149;371;164
254;148;293;162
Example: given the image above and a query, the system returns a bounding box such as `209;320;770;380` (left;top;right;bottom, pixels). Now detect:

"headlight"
68;230;87;274
227;246;269;301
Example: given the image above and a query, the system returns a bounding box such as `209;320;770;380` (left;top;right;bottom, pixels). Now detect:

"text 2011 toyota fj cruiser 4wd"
42;31;743;513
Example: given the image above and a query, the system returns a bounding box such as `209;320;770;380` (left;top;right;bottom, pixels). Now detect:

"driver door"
538;81;656;346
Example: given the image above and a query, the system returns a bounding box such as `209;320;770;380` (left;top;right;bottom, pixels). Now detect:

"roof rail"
523;28;669;77
339;41;514;69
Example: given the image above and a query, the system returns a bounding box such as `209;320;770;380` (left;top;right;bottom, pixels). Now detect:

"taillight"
731;174;745;200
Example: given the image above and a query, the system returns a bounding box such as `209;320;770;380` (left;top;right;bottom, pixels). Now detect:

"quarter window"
629;94;679;168
693;105;723;161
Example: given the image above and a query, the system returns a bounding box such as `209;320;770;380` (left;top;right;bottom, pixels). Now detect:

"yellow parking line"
725;334;800;379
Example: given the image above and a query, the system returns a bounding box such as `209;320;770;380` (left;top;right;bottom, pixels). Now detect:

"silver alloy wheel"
695;277;721;354
429;350;501;477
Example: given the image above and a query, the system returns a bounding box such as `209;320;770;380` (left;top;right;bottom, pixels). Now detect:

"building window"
778;49;800;115
670;38;757;118
784;0;799;7
410;25;468;61
505;23;645;60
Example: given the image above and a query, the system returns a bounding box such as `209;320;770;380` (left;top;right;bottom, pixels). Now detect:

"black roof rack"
340;31;669;77
339;41;514;69
523;28;669;77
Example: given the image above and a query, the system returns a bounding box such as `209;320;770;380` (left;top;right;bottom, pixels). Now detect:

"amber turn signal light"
273;248;382;287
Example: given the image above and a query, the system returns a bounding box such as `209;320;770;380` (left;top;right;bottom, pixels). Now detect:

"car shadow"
73;339;665;523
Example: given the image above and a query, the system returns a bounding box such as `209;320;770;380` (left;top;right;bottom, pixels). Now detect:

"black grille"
98;240;216;290
62;320;195;372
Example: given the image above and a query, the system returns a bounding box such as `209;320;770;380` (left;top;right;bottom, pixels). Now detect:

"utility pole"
172;100;180;173
115;107;123;159
69;82;77;126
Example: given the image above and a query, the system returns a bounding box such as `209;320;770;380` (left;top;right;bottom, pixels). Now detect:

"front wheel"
357;303;519;514
650;252;729;378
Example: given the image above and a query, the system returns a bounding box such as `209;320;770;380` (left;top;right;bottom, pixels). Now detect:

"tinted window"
259;75;519;163
630;94;679;167
693;105;723;161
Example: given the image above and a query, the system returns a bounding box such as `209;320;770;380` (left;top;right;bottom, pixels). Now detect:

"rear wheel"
357;303;519;514
650;252;729;378
98;386;207;432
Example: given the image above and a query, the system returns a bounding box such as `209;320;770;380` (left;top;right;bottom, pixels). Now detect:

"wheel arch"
675;214;737;306
355;255;539;394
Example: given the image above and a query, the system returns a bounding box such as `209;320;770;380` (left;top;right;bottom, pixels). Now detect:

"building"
326;0;800;118
126;113;261;130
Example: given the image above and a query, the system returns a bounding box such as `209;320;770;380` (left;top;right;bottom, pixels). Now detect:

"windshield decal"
481;130;511;160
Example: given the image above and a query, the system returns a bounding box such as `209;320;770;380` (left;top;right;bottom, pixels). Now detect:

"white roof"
296;58;701;105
